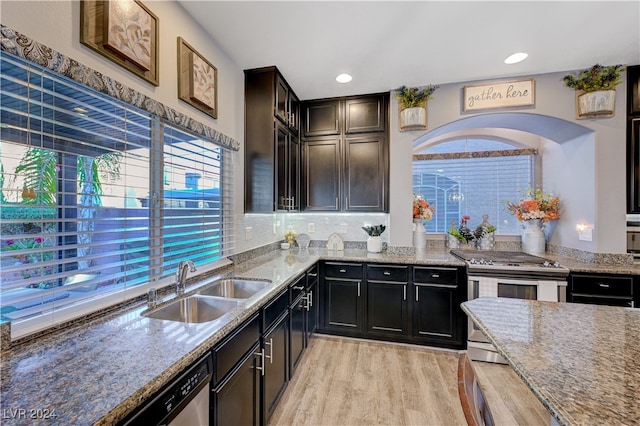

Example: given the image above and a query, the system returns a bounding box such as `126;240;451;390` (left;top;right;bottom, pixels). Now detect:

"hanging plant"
562;64;624;92
395;85;439;109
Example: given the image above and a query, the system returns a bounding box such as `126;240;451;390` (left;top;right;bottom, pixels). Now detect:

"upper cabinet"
627;65;640;213
301;93;389;212
245;67;300;213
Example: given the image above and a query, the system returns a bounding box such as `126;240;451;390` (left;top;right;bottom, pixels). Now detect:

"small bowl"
280;242;290;250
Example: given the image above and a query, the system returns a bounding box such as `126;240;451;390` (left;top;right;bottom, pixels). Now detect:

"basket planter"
576;90;616;118
399;105;427;131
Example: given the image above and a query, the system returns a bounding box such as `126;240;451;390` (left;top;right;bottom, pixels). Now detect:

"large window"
0;54;233;337
413;139;535;234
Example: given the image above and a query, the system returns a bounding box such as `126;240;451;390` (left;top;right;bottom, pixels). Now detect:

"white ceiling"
179;1;640;100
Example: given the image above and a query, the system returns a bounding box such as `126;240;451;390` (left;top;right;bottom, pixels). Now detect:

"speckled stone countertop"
462;297;640;426
0;248;463;425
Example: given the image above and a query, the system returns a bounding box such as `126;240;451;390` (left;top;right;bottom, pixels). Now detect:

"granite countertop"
462;297;640;426
0;248;463;425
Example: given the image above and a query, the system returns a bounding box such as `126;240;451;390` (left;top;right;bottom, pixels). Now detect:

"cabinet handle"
309;290;313;308
345;197;348;208
339;269;346;273
303;293;310;311
415;287;419;302
264;338;273;363
383;271;391;276
403;284;407;301
254;349;265;376
335;119;339;130
598;283;610;288
335;198;339;210
293;285;304;290
431;274;440;278
308;273;318;277
357;281;361;297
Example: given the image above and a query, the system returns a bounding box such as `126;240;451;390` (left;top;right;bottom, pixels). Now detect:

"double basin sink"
144;278;271;323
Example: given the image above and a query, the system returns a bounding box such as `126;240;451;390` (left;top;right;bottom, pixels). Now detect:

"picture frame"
462;79;535;112
178;37;218;119
80;0;159;86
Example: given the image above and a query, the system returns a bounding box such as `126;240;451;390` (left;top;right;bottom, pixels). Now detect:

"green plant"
362;225;386;237
395;85;438;108
562;64;624;92
447;227;466;243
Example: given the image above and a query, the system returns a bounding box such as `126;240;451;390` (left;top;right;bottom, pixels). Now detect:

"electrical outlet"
308;223;315;233
245;226;253;240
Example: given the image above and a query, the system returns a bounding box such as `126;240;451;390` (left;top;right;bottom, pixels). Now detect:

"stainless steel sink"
198;278;271;299
144;295;240;323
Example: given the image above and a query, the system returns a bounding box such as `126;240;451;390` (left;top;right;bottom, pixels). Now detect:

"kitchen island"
462;297;640;426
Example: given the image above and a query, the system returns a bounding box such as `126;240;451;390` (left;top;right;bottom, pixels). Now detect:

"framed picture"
80;0;159;86
462;79;535;112
178;37;218;119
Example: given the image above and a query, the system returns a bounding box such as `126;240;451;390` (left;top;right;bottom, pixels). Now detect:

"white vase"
522;219;545;255
413;218;426;249
367;236;382;253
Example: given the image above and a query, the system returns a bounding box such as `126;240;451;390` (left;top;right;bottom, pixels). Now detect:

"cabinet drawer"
214;314;260;385
571;274;633;297
366;265;408;282
289;275;306;303
264;289;289;332
306;264;319;289
413;267;458;284
324;262;363;279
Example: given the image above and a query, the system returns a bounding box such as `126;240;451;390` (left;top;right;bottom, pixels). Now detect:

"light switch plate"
578;229;592;241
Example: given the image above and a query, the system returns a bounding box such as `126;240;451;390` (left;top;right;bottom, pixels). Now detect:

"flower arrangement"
413;194;434;221
506;188;560;222
362;225;386;236
395;85;439;109
562;64;624;92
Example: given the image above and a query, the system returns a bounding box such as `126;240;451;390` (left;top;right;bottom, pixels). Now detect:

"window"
0;53;234;337
413;139;535;234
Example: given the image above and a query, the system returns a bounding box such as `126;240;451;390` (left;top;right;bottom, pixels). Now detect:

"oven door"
466;275;562;363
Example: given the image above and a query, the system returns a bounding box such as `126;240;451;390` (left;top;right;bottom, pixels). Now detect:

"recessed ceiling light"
504;52;528;65
336;73;352;83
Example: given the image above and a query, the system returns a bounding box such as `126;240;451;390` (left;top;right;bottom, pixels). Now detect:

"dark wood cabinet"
322;262;365;334
344;134;386;211
366;265;409;337
245;66;300;212
627;65;640;213
301;93;389;212
303;99;340;137
318;261;466;350
305;265;319;343
302;137;341;211
262;312;289;423
412;266;464;348
289;291;306;377
569;273;634;307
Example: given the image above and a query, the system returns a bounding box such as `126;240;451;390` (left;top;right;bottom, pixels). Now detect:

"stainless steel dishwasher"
121;353;212;426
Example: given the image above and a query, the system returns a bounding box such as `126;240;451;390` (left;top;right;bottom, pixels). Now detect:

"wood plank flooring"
269;335;550;426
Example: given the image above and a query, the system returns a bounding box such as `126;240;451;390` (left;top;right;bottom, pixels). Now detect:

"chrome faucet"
176;260;197;295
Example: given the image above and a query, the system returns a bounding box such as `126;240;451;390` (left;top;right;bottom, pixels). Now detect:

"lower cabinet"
319;261;466;349
212;342;261;426
569;273;635;307
290;287;306;377
262;312;289;422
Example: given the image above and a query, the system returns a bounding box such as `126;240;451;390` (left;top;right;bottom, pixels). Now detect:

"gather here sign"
463;79;535;111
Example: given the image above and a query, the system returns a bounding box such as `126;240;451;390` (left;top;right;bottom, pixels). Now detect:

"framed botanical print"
80;0;159;86
178;37;218;119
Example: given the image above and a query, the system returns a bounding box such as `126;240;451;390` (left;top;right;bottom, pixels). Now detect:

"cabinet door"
212;343;260;426
263;313;289;423
289;292;306;378
324;278;363;333
628;118;640;213
303;100;340;137
275;122;289;211
289;91;300;133
344;134;387;212
303;137;341;211
413;283;459;344
367;281;408;336
345;96;385;134
275;74;289;124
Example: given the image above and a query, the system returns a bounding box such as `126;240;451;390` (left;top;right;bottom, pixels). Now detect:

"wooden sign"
463;79;535;111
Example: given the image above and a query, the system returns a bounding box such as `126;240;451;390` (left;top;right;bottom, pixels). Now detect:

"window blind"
413;147;534;234
0;53;234;335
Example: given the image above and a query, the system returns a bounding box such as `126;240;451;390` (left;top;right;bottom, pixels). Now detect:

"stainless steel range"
451;249;570;363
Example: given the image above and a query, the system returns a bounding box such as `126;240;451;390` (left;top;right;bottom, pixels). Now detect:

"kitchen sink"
198;278;271;299
144;295;241;323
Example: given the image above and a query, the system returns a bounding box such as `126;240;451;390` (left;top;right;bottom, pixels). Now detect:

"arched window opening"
413;138;536;234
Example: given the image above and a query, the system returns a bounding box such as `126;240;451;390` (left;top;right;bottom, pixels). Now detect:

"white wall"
2;1;629;254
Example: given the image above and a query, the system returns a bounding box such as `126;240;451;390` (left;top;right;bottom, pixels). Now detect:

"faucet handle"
147;288;158;309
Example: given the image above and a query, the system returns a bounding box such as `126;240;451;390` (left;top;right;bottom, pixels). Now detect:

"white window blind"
0;53;234;336
413;139;535;234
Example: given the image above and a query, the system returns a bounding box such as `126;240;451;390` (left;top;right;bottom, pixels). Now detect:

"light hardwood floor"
269;335;549;426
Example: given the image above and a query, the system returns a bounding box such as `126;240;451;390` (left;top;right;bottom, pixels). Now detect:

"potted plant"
395;84;438;131
362;224;386;253
562;64;624;118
